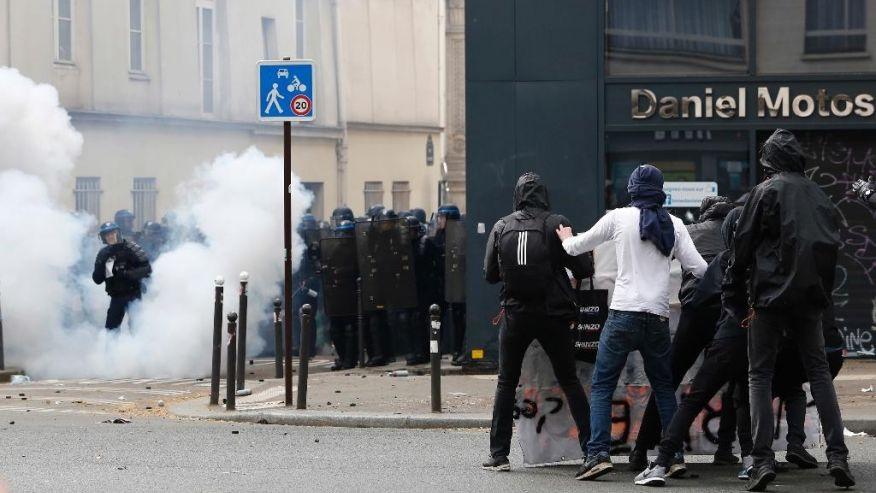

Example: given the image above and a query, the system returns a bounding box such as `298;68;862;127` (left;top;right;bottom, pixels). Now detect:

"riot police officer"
406;215;431;365
293;213;321;356
139;221;167;261
326;219;358;370
114;209;138;242
92;222;152;329
433;204;467;364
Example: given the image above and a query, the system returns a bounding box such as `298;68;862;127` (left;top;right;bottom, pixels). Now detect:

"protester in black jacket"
481;172;594;476
92;222;152;329
723;129;854;490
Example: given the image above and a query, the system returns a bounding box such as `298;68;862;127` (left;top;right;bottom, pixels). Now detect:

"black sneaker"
828;458;856;488
785;444;818;469
330;360;344;371
746;464;776;492
576;454;614;481
713;447;740;465
482;456;511;472
629;447;648;472
667;453;687;479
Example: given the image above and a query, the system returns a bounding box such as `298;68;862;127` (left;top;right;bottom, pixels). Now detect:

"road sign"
663;181;718;208
258;60;315;122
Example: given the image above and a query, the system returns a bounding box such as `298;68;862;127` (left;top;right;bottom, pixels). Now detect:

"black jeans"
105;293;139;329
329;316;357;366
656;336;748;467
748;308;848;466
635;306;720;452
489;311;591;459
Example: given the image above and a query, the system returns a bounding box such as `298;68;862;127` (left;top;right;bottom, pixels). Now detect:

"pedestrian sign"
258;60;315;122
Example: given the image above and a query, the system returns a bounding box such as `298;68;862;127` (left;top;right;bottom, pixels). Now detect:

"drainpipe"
331;0;348;207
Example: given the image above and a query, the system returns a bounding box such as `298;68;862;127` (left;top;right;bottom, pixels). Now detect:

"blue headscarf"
628;164;675;257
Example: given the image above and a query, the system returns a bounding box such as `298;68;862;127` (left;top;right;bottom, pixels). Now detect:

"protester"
482;172;594;476
629;195;737;470
557;164;707;481
634;207;751;486
723;129;854;490
92;221;152;330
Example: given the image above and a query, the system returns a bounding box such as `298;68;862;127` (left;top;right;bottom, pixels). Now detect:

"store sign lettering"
631;87;875;120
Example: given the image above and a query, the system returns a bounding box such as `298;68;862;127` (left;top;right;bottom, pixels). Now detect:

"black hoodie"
723;129;841;320
483;173;594;319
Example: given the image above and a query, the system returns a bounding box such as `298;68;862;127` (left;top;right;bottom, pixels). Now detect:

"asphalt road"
1;411;874;493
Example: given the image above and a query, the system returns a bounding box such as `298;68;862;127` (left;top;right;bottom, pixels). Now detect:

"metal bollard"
356;277;365;368
235;272;249;394
226;312;238;411
210;276;224;406
296;304;314;410
273;297;283;379
429;304;442;413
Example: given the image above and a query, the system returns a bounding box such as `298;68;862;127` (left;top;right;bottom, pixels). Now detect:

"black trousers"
329;316;357;367
635;306;722;452
105;293;139;329
450;302;466;355
656;336;748;467
748;308;848;466
408;307;429;361
489;311;591;459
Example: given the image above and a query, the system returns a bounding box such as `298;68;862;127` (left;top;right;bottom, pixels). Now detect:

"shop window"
605;130;750;220
74;176;101;219
606;0;748;75
364;181;384;210
805;0;866;55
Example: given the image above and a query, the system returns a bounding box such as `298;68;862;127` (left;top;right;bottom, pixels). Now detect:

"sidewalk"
171;357;876;433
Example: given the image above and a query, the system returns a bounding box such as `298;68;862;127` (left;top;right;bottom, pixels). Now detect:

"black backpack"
497;211;554;300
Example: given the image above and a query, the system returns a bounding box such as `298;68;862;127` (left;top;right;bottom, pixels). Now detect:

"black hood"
722;206;743;250
760;128;807;174
698;196;734;222
513;172;550;211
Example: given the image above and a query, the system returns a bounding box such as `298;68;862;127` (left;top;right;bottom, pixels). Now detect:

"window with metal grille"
364;181;384;210
262;17;278;59
302;182;324;220
132;177;157;231
805;0;866;54
392;181;411;212
74;177;101;219
130;0;144;72
296;0;305;58
55;0;73;62
197;4;214;113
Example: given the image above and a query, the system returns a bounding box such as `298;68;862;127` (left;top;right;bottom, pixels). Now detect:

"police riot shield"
355;219;418;311
444;219;466;303
319;236;359;317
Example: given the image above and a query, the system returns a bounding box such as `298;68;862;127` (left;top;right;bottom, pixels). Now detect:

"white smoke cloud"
0;67;312;378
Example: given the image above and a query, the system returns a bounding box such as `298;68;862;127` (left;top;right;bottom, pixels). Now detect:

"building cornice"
68;110;344;140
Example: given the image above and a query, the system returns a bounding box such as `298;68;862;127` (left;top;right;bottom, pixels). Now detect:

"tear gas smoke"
0;67;312;378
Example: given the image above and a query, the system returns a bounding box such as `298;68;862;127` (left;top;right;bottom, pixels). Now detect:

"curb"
171;398;491;430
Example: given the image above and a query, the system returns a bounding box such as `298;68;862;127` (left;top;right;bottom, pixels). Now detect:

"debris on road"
231;430;239;435
389;370;410;377
861;385;873;393
844;427;869;437
10;375;31;385
102;418;132;424
157;400;165;407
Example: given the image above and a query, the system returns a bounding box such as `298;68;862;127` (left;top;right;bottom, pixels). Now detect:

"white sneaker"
635;462;667;487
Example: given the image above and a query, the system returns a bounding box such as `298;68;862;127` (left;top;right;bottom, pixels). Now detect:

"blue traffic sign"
258;60;314;122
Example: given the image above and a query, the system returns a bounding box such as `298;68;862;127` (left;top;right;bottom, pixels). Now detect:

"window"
74;177;101;219
197;4;215;113
392;181;411;212
132;177;157;230
55;0;73;62
261;17;278;60
364;181;384;210
302;182;324;220
606;0;747;75
296;0;305;58
129;0;144;72
805;0;866;54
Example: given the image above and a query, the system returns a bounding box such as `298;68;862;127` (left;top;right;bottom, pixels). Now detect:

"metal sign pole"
283;117;294;407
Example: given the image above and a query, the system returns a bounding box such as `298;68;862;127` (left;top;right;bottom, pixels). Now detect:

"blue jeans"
587;310;677;458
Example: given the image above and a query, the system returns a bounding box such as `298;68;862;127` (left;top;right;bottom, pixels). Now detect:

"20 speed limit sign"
291;95;312;117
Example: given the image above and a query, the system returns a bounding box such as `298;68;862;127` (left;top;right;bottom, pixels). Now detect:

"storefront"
466;0;876;362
